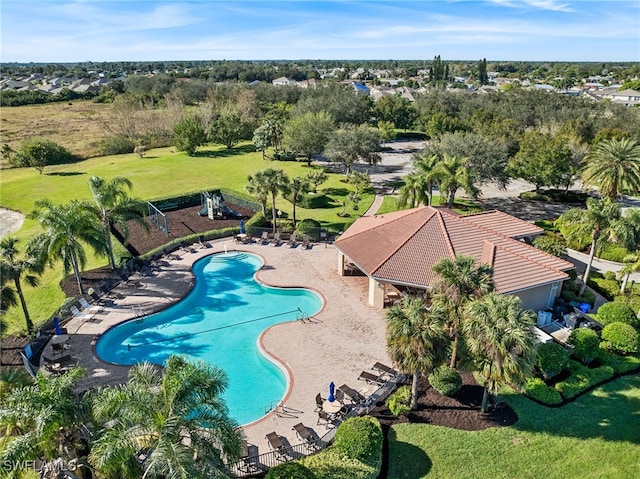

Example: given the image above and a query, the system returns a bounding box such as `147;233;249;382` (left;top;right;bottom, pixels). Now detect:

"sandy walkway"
0;207;25;238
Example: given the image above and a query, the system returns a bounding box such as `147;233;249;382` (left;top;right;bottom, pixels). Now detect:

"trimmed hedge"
532;234;567;258
301;448;378;479
333;416;383;466
293;192;332;209
599;351;640;374
555;361;614;399
561;280;596;307
601;322;639;354
568;328;600;364
588;276;621;301
428;366;462;396
525;377;563;405
596;302;640;330
536;342;570;379
100;135;135;155
295;218;322;241
265;462;316;479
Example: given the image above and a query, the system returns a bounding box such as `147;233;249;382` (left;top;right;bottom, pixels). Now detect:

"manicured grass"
388;374;640;479
1;142;372;333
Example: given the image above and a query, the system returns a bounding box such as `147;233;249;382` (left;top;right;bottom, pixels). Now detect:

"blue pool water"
95;252;322;424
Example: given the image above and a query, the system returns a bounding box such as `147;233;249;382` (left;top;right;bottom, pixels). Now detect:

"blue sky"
1;1;639;63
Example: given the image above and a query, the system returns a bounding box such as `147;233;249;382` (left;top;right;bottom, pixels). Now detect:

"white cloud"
487;0;574;12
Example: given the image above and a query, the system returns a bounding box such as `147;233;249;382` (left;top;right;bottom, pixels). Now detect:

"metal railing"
227;441;321;478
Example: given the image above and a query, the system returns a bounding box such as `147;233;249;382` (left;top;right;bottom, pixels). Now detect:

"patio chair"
238;440;259;473
338;384;366;404
162;248;181;261
314;392;324;412
42;354;77;375
79;297;102;314
51;342;69;355
270;232;281;247
316;411;334;428
259;231;269;245
300;235;310;250
335;388;346;404
285;233;297;248
100;285;124;300
198;235;211;248
242;234;253;244
70;306;94;322
293;422;318;450
358;370;386;385
372;361;398;378
265;432;287;459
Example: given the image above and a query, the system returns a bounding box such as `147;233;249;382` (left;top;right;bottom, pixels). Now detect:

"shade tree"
324;124;381;174
282;111;334;166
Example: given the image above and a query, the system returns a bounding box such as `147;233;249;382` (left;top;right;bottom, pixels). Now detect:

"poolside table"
322;400;342;414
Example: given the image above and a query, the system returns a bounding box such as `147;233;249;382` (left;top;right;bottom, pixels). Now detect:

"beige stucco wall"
511;281;562;312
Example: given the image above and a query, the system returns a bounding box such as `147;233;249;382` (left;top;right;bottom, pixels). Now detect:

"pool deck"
46;237;391;455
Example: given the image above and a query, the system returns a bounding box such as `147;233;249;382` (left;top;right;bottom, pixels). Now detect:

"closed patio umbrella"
239;219;245;234
328;381;335;402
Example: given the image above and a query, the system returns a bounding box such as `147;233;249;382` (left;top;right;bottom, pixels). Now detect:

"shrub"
295;218;322;241
588;276;622;301
245;212;268;229
561;280;596;306
567;328;600;364
536;342;570;379
598;242;630;263
301;448;378;479
265;462;316;479
599;351;640;374
603;271;617;281
428;366;462;396
11;138;75;173
333;416;383;466
100;135;135;155
601;322;639;354
615;295;640;316
555;361;591;399
533;235;566;257
385;385;411;417
294;192;331;209
596;302;640;330
525;377;563;405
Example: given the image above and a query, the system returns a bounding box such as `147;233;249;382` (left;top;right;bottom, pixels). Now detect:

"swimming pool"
95;251;323;425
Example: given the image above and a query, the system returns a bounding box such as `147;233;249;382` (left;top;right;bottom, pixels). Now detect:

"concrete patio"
42;236;392;456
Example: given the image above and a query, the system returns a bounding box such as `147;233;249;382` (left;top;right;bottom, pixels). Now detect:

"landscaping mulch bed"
0;335;29;373
370;372;518;431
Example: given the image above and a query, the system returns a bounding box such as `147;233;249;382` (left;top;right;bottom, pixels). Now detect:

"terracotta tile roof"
462;210;543;238
335;206;572;293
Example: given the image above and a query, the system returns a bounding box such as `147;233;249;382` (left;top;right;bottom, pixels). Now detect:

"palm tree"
397;173;428;209
0;368;89;470
432;255;494;368
260;168;290;233
289;176;309;227
413;152;440;206
245;170;269;219
464;293;536;413
0;262;18;316
0;237;44;333
386;295;449;409
557;197;634;295
88;176;149;270
581;138;640;201
90;355;242;479
28;198;107;295
432;154;479;208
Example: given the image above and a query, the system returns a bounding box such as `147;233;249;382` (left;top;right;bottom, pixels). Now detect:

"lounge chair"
372;362;398;378
293;422;318;450
358;370;386;385
42;354;77;374
338;384;366;404
242;234;253;244
316;411;334;428
270;232;281;247
180;240;196;253
335;388;346;404
70;306;94;322
265;432;287;459
300;234;310;250
238;440;259;473
100;285;124;300
259;231;269;244
51;342;69;355
285;233;297;248
79;297;102;314
162;248;181;261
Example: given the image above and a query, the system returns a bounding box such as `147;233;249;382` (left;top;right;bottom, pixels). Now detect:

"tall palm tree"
261;168;290;233
581;138;640;201
397;173;428;209
0;368;88;470
557;197;634;295
464;293;536;412
90;355;242;479
0;237;44;333
413;152;440;206
386;295;449;409
289;176;309;227
432;255;494;368
432;154;479;208
245;170;269;219
28;198;107;295
88;176;149;270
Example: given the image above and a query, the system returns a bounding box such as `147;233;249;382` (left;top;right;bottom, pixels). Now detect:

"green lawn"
0;142;371;334
388;374;640;479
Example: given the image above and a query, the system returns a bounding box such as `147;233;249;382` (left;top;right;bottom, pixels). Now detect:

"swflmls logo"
1;459;81;472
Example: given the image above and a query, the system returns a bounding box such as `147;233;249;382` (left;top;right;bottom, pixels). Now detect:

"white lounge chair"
79;297;102;314
70;306;94;322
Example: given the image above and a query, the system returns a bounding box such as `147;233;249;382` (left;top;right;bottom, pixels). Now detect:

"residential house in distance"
334;206;574;312
272;76;297;86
